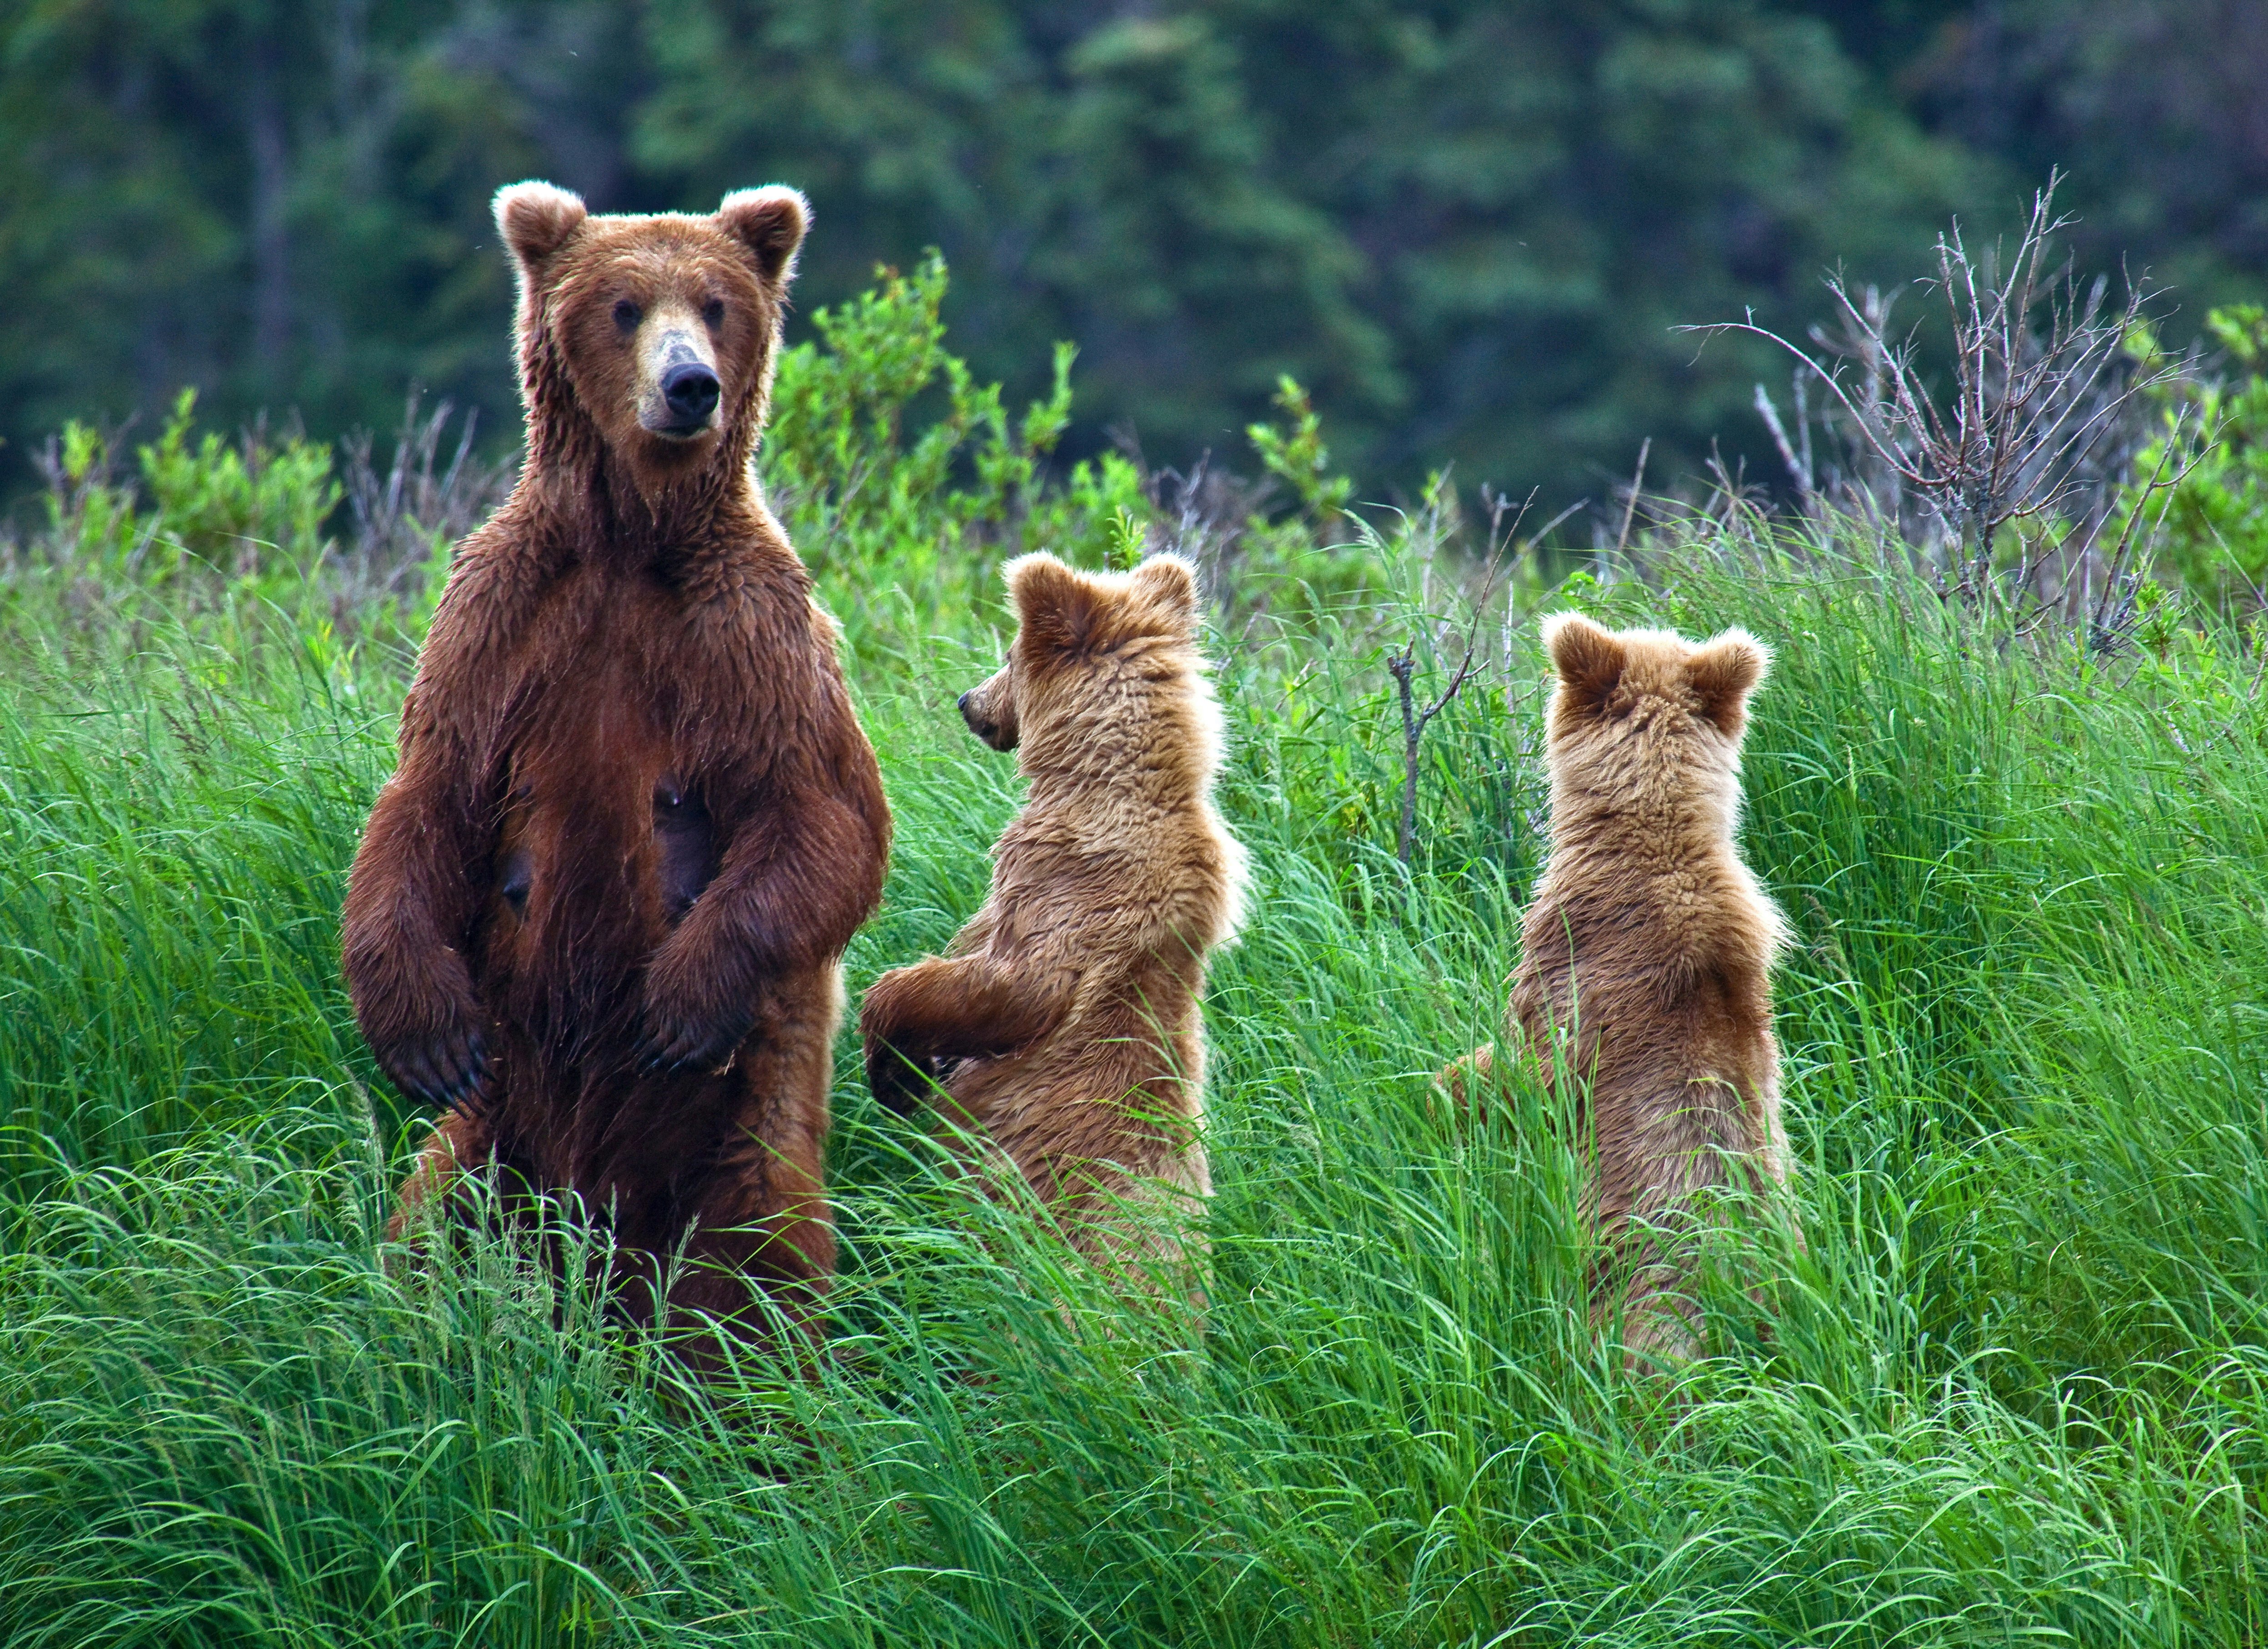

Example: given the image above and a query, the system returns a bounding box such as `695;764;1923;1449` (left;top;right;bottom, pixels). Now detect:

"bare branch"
1692;175;2177;619
1613;437;1650;561
1753;382;1815;507
1389;496;1519;867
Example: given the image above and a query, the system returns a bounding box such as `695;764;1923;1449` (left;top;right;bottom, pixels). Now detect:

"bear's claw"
382;1025;489;1111
634;1007;754;1076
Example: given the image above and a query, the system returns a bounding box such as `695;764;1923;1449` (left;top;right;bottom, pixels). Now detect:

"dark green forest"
6;0;2265;509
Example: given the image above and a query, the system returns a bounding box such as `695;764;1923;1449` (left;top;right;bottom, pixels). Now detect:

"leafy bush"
2120;305;2268;605
137;390;342;575
757;259;1397;655
761;255;1137;642
34;390;340;583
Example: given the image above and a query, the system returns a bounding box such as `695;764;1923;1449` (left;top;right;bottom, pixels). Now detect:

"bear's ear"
716;186;810;287
1131;554;1201;631
1543;612;1627;715
493;181;587;273
1686;628;1770;736
1006;553;1099;664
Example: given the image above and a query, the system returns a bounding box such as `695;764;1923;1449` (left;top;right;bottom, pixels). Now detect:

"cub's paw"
865;1041;939;1117
374;1019;491;1111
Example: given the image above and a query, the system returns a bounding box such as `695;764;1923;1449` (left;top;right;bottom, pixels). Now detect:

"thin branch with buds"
2082;404;2209;651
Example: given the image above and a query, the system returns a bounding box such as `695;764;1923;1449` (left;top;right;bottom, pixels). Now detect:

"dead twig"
1753;379;1817;513
1683;175;2178;617
1612;437;1650;564
1390;490;1524;866
338;390;514;606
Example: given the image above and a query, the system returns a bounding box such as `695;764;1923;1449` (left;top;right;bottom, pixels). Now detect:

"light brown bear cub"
860;552;1247;1277
1456;613;1790;1358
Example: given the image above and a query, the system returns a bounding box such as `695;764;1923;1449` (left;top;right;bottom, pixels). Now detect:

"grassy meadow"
5;286;2268;1645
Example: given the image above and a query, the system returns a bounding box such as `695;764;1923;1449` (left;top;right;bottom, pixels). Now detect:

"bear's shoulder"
675;519;812;611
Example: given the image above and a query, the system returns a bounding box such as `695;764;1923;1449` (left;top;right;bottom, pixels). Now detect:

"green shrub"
761;254;1135;652
34;390;340;583
2119;305;2268;605
137;390;342;576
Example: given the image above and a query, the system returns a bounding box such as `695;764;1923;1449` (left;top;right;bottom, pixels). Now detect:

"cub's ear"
1006;552;1099;664
1542;612;1627;714
717;186;810;287
1131;554;1201;630
1686;628;1770;735
493;181;587;273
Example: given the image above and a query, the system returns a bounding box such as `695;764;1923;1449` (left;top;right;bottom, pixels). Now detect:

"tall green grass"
4;524;2265;1644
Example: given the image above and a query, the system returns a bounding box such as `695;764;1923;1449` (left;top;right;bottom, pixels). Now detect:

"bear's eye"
612;298;642;333
701;297;725;327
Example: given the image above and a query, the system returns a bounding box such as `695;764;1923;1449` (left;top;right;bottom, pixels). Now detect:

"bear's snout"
634;319;725;441
959;689;1014;751
958;665;1020;751
659;361;721;433
957;690;991;742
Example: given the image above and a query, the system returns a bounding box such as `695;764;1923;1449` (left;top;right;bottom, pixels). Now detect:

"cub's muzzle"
958;689;1014;751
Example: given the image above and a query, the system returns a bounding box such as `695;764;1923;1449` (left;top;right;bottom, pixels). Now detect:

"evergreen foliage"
8;2;2262;511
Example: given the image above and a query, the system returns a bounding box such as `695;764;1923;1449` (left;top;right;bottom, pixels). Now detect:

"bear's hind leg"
669;968;842;1369
387;1107;497;1240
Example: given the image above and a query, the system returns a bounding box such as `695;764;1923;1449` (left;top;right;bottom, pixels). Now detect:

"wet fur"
342;181;890;1353
859;554;1247;1283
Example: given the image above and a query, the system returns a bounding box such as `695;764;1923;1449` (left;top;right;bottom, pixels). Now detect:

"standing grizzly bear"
1452;613;1790;1359
343;180;890;1347
858;552;1246;1281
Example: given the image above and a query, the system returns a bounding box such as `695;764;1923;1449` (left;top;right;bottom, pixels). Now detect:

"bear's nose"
660;362;720;427
956;692;971;712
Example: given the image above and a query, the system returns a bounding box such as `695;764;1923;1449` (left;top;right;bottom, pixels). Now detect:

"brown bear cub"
1453;613;1790;1360
343;180;890;1351
859;552;1247;1282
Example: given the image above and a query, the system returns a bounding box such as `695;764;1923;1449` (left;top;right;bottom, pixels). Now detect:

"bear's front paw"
635;998;757;1075
865;1040;937;1116
375;1020;491;1111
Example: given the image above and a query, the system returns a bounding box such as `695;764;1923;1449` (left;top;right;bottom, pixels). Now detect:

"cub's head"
1539;612;1769;809
493;180;808;483
958;552;1213;775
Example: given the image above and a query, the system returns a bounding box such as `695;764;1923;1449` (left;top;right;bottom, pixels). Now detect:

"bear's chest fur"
463;554;792;1014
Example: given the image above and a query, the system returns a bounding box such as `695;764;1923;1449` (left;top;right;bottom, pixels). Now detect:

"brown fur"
858;553;1247;1280
342;181;890;1351
1449;613;1790;1359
